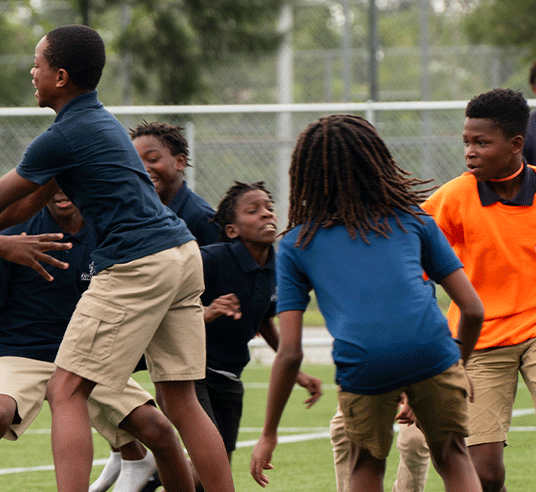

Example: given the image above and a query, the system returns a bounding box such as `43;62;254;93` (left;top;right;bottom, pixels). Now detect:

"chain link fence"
1;100;523;223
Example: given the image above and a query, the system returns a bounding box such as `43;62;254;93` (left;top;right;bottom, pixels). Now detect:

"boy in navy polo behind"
0;25;233;492
130;121;219;247
0;190;187;492
195;181;322;474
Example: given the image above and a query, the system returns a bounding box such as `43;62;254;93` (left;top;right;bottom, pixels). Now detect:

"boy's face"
463;117;522;182
132;135;186;204
31;36;61;109
46;190;80;222
225;190;277;246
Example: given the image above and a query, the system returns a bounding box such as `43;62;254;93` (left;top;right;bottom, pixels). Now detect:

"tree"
463;0;536;58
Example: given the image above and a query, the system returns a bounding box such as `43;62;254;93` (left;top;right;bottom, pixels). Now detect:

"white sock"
112;450;158;492
89;451;122;492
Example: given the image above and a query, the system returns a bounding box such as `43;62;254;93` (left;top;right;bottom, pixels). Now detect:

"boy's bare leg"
119;402;194;492
348;444;386;492
156;380;235;492
46;368;96;492
428;434;483;492
468;443;507;492
0;394;17;439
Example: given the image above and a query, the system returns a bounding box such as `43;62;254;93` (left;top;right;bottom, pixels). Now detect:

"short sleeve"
275;237;311;314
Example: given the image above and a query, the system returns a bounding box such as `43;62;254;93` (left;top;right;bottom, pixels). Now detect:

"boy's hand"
295;372;323;408
0;233;71;282
250;434;277;487
395;392;416;425
204;293;242;323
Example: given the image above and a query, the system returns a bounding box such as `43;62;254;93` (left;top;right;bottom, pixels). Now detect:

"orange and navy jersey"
423;165;536;350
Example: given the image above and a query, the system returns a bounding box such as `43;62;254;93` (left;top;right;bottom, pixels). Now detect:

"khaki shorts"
338;360;470;460
465;338;536;446
0;356;153;447
56;242;206;391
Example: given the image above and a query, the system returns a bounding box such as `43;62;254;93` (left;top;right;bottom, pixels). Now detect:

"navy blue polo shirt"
167;181;220;246
477;163;536;206
16;91;193;273
0;208;95;362
200;240;276;377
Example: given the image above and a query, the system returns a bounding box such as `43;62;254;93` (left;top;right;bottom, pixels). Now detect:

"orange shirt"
423;169;536;349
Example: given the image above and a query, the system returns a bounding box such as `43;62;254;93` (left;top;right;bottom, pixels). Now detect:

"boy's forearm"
456;313;483;364
262;348;302;436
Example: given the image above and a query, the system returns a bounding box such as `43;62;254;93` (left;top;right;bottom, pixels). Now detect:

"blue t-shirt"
276;211;463;395
0;208;95;362
16;91;193;273
200;240;276;377
167;181;219;247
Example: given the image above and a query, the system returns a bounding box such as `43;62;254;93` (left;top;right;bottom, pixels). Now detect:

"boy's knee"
0;395;17;439
475;462;505;492
122;404;177;450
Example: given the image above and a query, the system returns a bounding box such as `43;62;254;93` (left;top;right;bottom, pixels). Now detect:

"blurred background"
1;0;534;218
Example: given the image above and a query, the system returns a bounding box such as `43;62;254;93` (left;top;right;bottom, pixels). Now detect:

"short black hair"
465;88;529;139
212;181;273;242
45;25;105;91
129;121;189;158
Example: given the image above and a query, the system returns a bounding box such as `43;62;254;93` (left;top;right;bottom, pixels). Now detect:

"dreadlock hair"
465;88;529;139
212;181;274;242
45;25;105;91
286;114;435;249
129;121;190;161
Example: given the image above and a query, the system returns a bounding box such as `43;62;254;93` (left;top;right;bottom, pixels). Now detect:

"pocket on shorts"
70;294;126;360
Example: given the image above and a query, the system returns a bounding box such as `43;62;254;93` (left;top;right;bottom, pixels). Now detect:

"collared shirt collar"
477;163;536;206
229;239;275;273
55;91;101;122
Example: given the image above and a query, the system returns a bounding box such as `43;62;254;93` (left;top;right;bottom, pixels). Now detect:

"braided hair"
129;121;189;160
212;181;274;242
286;114;434;248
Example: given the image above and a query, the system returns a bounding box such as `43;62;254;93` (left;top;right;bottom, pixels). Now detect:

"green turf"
1;363;535;491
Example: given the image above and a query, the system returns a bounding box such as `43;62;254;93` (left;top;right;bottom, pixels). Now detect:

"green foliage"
464;0;536;60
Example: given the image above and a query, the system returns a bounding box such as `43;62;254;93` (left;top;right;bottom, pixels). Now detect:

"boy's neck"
242;241;271;266
50;88;93;114
488;161;524;201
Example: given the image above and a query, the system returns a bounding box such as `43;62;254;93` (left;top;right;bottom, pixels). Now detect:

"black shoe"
139;471;162;492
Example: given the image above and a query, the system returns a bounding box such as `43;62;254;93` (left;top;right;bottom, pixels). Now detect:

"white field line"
2;407;535;476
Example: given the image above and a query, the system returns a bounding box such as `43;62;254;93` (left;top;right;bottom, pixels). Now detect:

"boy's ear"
174;153;187;172
56;68;69;88
225;223;239;240
511;134;525;154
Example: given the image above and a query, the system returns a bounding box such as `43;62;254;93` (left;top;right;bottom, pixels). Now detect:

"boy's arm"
251;310;304;487
438;268;484;364
259;318;323;408
0;170;59;229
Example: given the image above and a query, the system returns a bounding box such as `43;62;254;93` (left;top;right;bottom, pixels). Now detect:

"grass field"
1;363;536;491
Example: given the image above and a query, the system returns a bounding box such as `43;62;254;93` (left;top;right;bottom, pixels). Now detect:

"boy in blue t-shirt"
250;114;484;492
0;25;233;492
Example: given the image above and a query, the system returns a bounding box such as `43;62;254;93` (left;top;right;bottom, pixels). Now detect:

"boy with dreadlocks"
195;181;322;472
250;114;484;492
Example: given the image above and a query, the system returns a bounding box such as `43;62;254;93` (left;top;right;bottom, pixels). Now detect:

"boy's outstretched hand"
295;372;323;408
0;233;71;282
250;433;276;487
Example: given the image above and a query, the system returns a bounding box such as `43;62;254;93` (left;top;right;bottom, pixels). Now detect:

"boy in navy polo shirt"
0;190;188;491
195;181;322;473
130;121;219;247
0;25;233;492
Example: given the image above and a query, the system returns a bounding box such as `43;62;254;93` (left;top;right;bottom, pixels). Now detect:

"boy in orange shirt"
393;88;536;492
